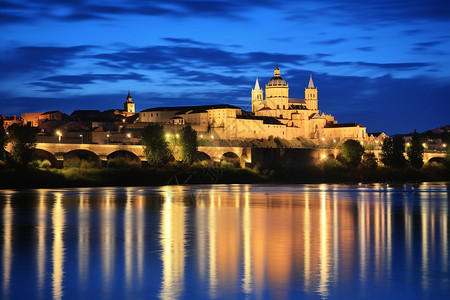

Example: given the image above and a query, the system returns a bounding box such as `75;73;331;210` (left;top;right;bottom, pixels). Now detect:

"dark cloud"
319;59;431;70
313;38;347;45
39;73;147;85
0;0;282;24
0;45;94;78
357;47;374;52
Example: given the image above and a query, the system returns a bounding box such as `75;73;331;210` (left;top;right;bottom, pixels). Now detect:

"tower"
124;90;135;114
305;74;318;110
265;66;289;110
251;77;264;112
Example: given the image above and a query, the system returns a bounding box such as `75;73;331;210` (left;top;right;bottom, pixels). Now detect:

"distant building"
21;112;43;127
0;115;22;128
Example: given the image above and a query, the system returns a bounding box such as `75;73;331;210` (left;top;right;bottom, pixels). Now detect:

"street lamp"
176;133;179;139
127;133;131;138
79;134;83;144
56;130;62;143
106;134;110;144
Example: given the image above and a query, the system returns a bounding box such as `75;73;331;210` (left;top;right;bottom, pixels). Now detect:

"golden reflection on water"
159;186;186;300
78;190;90;290
2;193;12;299
101;190;116;290
52;192;65;300
37;190;47;297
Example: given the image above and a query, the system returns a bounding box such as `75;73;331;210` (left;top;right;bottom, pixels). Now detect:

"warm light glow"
127;133;131;138
210;135;214;139
166;133;170;138
321;137;325;141
321;154;326;159
443;144;447;148
422;143;427;148
106;134;110;138
176;134;179;139
333;139;336;143
375;140;379;143
79;134;82;137
200;134;203;138
406;142;411;147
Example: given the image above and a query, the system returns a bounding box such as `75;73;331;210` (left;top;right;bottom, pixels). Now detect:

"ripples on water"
0;183;449;299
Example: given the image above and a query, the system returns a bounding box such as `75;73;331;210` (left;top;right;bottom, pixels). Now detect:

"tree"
381;136;407;168
406;130;424;168
179;125;198;164
8;123;37;167
0;119;8;162
141;123;171;167
340;139;365;167
360;152;378;170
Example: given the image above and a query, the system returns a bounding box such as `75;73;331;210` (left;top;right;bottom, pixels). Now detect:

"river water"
0;183;449;299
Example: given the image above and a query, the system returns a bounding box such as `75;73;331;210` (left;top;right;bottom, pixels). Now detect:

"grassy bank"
1;159;449;189
0;166;267;189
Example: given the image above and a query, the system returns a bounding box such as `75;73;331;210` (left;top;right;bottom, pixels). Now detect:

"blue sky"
1;0;449;134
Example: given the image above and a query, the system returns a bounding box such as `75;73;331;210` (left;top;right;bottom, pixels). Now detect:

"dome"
267;66;287;86
267;75;287;86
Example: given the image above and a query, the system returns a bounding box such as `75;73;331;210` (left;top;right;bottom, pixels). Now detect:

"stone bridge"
30;143;252;167
6;143;446;168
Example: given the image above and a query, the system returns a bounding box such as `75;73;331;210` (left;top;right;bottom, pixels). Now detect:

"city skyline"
1;0;449;135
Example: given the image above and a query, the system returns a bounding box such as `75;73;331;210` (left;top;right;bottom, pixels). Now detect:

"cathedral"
139;67;367;142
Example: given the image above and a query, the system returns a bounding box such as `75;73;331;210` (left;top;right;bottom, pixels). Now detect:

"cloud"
313;38;347;45
319;59;431;70
357;47;374;52
39;72;147;85
0;45;95;78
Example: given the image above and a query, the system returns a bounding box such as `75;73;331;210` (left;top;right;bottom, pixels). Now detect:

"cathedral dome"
267;66;287;86
267;75;287;86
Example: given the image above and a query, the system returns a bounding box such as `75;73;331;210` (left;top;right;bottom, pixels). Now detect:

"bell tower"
251;77;264;112
305;74;318;110
124;90;135;114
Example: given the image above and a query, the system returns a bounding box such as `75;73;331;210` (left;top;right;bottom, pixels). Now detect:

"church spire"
308;74;315;89
254;77;261;90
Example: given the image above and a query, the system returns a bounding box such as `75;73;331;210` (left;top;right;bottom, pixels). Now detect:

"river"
0;183;449;299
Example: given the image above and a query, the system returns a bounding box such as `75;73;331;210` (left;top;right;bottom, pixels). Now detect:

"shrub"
107;157;141;169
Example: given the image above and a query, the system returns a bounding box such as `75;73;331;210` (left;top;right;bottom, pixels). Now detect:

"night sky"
1;0;449;135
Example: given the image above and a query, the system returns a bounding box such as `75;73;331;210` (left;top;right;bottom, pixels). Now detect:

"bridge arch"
197;151;212;162
63;149;101;168
34;149;58;167
107;150;141;168
220;152;240;167
427;157;445;164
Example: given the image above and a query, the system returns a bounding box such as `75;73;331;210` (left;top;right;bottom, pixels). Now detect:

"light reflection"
37;190;47;296
101;190;116;289
241;191;252;295
52;192;65;300
78;191;90;290
2;194;12;299
159;187;186;300
441;199;448;272
124;190;133;288
317;191;330;298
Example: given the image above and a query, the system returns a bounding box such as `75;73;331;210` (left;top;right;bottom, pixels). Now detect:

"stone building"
140;67;368;142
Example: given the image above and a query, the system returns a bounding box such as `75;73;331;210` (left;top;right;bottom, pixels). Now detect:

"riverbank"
0;163;449;189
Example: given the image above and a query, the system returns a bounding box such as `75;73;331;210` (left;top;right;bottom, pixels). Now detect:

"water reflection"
0;184;448;299
52;192;65;300
2;193;12;299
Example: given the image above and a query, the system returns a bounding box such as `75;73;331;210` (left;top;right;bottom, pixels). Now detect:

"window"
156;113;159;117
151;113;153;117
283;105;285;109
277;105;279;109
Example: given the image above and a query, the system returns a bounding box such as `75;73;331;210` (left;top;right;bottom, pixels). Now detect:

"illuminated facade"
139;67;367;142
